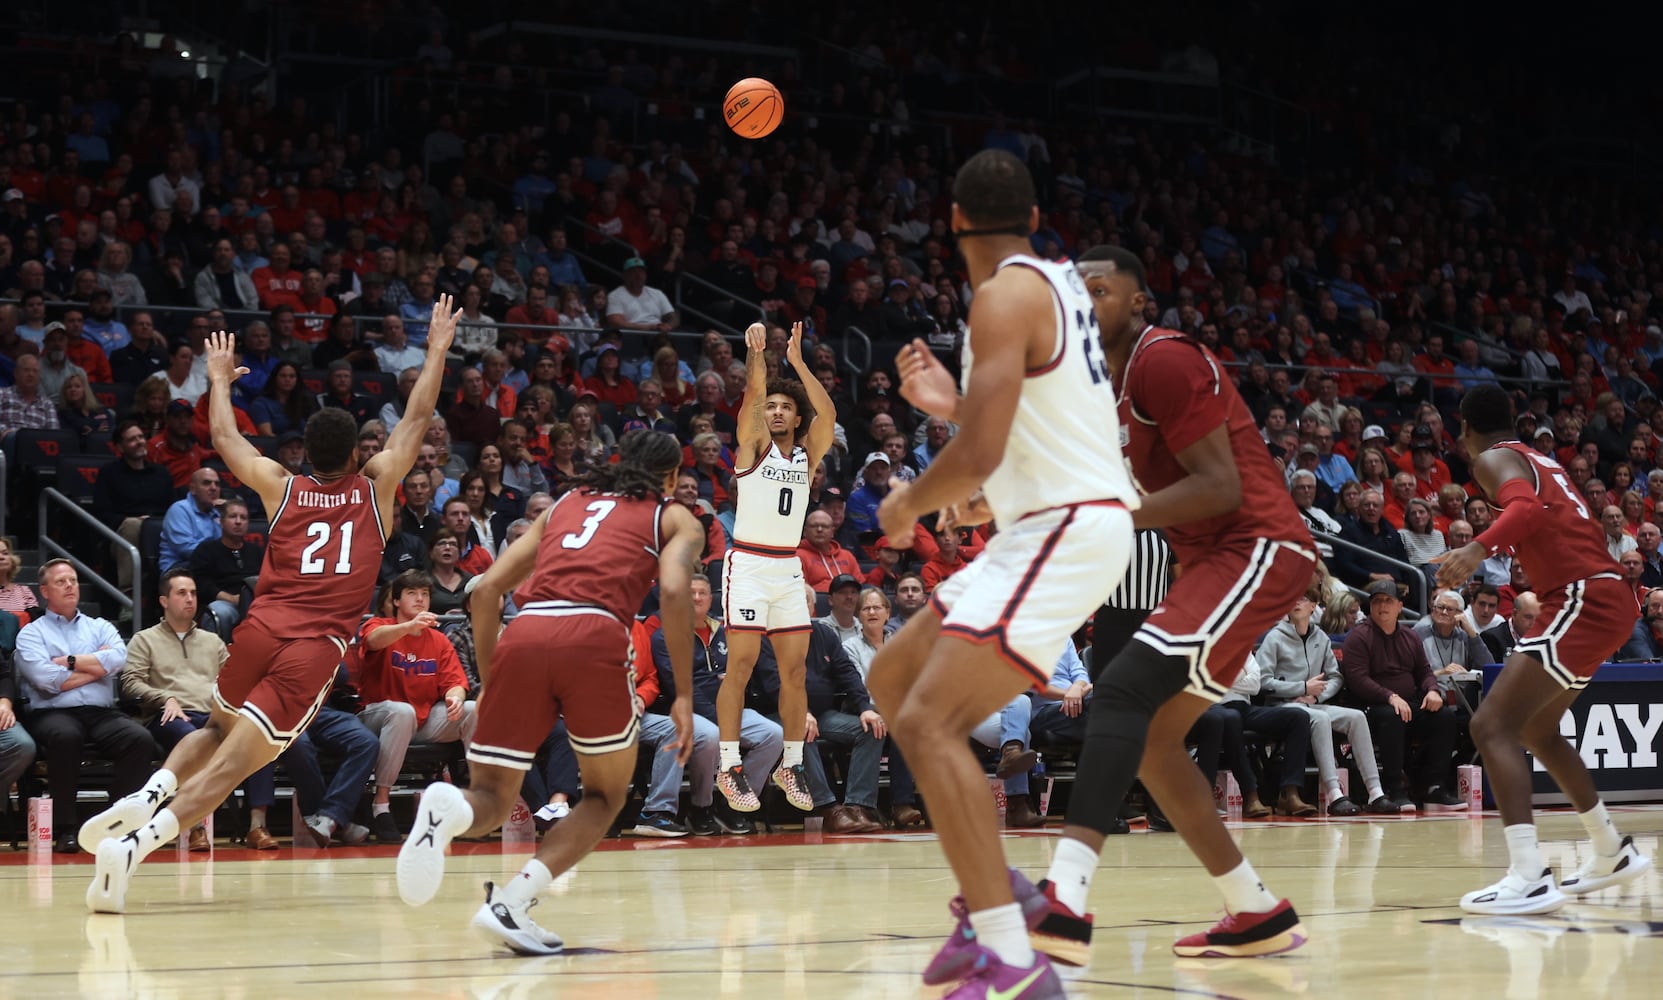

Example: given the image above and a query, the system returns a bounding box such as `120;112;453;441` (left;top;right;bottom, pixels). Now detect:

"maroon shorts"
467;609;639;770
1517;574;1638;689
1135;538;1317;701
212;616;344;749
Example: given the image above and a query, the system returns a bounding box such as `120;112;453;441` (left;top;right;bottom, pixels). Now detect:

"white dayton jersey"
961;254;1139;524
732;441;812;552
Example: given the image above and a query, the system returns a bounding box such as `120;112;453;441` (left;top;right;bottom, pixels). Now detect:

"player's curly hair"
573;430;682;500
765;377;815;439
305;407;359;474
1459;383;1514;436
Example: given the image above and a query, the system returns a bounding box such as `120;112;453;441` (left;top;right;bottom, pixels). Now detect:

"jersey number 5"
562;500;618;549
1548;471;1591;520
300;521;355;575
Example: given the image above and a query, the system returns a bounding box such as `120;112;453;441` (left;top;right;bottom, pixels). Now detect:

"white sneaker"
396;782;474;907
534;801;571;824
339;822;371;845
471;881;565;956
1561;836;1653;896
1460;868;1566;915
86;838;139;914
301;814;336;848
78;788;166;852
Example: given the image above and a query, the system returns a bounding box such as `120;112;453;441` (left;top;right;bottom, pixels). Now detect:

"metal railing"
841;326;873;404
1321;532;1428;614
38;488;139;620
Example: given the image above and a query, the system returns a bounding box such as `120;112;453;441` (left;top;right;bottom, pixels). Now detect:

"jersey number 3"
562;500;618;549
300;521;355;575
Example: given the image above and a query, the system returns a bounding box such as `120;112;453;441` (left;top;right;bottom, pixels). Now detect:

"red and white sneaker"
1172;899;1307;958
1029;879;1094;967
714;765;761;812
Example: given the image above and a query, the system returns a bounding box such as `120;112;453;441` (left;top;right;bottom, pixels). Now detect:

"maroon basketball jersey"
1482;441;1617;591
249;473;387;639
515;489;666;621
1117;328;1309;565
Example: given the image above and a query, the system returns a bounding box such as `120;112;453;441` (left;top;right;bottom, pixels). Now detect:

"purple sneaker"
943;946;1065;999
923;869;1049;986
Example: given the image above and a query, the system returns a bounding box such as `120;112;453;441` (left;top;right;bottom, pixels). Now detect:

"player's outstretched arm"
1432;447;1538;588
733;322;770;470
1128;424;1242;530
785;321;836;465
366;294;462;489
203;331;290;516
656;502;705;766
468;502;548;688
878;273;1037;534
896;339;961;423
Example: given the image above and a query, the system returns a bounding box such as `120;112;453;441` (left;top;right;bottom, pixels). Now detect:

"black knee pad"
1088;638;1192;722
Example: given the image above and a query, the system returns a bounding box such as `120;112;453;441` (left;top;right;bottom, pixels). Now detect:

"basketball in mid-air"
723;78;783;139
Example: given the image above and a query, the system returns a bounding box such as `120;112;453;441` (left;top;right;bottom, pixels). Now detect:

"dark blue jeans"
151;710;277;809
279;706;378;829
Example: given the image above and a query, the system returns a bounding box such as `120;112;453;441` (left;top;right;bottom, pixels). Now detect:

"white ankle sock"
1212;859;1278;914
1366;781;1385;802
1578;802;1622;856
1504;823;1543;880
781;741;803;769
1046;838;1099;914
1325;782;1344;805
143;769;178;804
372;801;391;816
719;742;742;771
969;902;1034;967
498;859;553;907
131;808;181;861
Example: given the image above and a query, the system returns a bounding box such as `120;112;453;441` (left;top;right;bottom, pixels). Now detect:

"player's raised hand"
896;339;959;419
745;321;767;355
204;331;249;385
786;321;806;368
425;293;463;355
877;478;918;549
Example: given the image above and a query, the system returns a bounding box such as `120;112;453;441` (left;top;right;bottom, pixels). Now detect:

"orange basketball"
723;78;784;139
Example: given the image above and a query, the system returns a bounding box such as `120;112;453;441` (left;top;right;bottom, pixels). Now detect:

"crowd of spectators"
4;7;1663;841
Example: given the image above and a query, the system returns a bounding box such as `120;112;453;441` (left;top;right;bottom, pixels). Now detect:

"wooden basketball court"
2;807;1659;998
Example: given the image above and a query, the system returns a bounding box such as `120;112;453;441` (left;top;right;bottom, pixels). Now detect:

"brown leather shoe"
246;826;280;851
892;804;926;828
1243;796;1273;819
995;741;1039;779
188;825;211;852
1276;787;1318;817
826;804;881;834
1004;795;1045;828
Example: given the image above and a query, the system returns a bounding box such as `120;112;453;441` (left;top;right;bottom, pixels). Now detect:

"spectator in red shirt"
148;399;212;488
1412;333;1461;407
797;509;861;593
584;343;638;408
250;243;304;310
356;569;478;841
293;268;338;343
921;527;981;591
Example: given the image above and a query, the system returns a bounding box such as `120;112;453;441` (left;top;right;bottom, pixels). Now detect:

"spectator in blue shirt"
534;229;587;290
1312;426;1359;495
846;452;891;535
1452;340;1499;391
514;155;558;215
15;559;151;852
160;468;223;572
398;273;438;345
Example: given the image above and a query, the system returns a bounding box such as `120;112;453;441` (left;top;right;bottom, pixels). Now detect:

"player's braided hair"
574;429;681;500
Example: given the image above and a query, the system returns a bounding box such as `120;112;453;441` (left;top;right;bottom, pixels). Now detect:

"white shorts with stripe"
931;502;1133;686
723;546;812;635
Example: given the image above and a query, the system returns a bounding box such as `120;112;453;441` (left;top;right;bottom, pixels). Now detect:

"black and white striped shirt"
1105;529;1173;612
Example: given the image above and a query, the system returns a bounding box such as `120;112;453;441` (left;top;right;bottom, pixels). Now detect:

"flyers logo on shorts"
740;609;757;622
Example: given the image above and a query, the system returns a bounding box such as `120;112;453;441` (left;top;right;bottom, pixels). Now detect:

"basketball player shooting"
82;296;462;914
868;149;1135;1000
1433;384;1652;914
712;321;835;815
394;430;705;954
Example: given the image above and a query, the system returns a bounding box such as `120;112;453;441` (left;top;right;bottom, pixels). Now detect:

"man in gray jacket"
1255;585;1399;815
